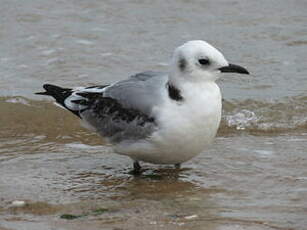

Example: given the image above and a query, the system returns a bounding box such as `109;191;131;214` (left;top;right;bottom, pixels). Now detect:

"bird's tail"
35;84;80;117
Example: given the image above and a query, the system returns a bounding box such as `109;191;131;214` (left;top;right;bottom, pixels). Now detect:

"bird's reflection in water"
64;165;223;202
64;166;221;225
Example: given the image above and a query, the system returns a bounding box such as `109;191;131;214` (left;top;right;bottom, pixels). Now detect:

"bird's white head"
170;40;249;84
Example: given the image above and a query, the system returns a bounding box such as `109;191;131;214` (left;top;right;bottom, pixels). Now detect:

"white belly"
114;82;222;164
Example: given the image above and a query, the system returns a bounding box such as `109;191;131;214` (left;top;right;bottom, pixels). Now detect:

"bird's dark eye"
198;58;210;65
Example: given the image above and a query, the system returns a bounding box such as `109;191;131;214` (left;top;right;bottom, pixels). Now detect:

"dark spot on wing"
178;58;186;71
167;83;183;101
85;85;109;89
71;92;104;113
71;99;89;106
80;96;156;142
76;91;102;100
91;97;155;125
72;90;155;126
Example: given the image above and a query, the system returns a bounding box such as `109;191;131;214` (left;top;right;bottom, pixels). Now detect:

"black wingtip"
42;84;61;91
35;84;54;95
35;84;68;95
35;91;48;95
35;84;82;118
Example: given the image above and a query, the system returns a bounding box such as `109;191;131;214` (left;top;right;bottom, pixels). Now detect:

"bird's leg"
129;161;142;175
174;163;181;169
134;161;141;171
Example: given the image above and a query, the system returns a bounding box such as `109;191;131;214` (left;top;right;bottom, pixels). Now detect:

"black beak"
218;63;249;75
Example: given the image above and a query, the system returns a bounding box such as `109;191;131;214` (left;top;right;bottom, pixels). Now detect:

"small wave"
0;96;306;140
220;96;307;134
0;96;102;145
5;97;30;106
224;109;259;130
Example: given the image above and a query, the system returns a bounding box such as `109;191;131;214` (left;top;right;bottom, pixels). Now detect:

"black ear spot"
178;58;186;71
199;58;210;66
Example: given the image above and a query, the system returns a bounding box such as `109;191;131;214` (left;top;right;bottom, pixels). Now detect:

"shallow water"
1;0;307;229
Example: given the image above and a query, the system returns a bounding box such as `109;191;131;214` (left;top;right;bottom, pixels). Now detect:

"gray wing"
103;71;167;114
65;71;168;143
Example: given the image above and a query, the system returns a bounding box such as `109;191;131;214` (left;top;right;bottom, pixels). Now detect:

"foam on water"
221;96;307;133
225;109;258;130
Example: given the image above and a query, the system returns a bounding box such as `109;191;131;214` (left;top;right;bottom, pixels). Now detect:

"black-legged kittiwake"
36;40;249;173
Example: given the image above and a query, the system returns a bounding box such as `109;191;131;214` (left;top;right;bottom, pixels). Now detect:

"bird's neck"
167;76;220;103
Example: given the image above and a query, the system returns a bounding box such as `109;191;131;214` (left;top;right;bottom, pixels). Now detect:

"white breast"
116;81;222;164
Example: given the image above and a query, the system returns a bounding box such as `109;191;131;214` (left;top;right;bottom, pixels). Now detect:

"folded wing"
37;71;167;143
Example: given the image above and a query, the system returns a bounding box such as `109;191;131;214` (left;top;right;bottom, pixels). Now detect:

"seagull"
36;40;249;173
